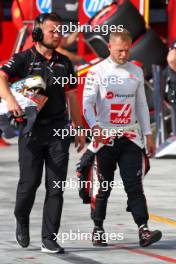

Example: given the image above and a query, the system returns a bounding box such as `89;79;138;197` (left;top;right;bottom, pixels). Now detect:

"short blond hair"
109;28;132;42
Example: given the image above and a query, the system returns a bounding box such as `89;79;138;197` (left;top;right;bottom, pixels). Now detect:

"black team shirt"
0;46;77;122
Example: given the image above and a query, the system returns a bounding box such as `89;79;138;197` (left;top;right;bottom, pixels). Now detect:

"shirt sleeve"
0;53;24;79
83;69;100;128
135;69;152;135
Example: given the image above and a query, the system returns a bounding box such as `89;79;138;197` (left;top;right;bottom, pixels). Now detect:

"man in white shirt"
83;29;162;247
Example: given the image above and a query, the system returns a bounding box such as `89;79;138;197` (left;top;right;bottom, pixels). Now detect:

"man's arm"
167;49;176;72
83;70;99;128
67;90;85;152
135;70;155;156
83;70;105;143
0;53;25;116
61;32;79;48
56;46;83;63
0;72;22;116
67;90;83;127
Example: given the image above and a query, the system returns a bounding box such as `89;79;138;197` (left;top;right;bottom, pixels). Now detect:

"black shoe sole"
93;242;108;247
140;231;162;247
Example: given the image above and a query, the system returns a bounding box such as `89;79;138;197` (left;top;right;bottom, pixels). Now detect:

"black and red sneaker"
139;226;162;247
92;227;107;247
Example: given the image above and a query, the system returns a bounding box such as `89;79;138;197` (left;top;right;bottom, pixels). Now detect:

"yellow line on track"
149;214;176;227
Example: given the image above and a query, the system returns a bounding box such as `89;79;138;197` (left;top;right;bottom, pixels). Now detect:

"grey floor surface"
0;139;176;264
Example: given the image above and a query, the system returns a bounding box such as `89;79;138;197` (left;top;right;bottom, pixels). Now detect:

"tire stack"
83;0;168;79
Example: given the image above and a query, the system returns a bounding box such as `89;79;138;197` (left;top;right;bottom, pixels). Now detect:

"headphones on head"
32;13;49;42
32;13;61;42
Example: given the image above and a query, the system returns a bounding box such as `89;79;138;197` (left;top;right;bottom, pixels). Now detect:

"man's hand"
92;124;105;143
146;134;156;157
6;95;22;117
74;134;86;152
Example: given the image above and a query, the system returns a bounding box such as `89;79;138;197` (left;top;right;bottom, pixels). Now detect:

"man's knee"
47;184;64;197
17;178;41;194
124;181;144;198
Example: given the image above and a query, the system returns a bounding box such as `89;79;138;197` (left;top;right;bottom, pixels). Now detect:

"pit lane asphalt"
0;139;176;264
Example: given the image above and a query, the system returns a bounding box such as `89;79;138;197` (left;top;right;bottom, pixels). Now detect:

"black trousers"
14;122;71;240
91;137;149;227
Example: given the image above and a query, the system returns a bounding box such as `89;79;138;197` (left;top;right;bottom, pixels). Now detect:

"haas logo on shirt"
110;104;132;124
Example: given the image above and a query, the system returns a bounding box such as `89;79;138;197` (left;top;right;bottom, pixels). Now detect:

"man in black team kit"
0;13;85;253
